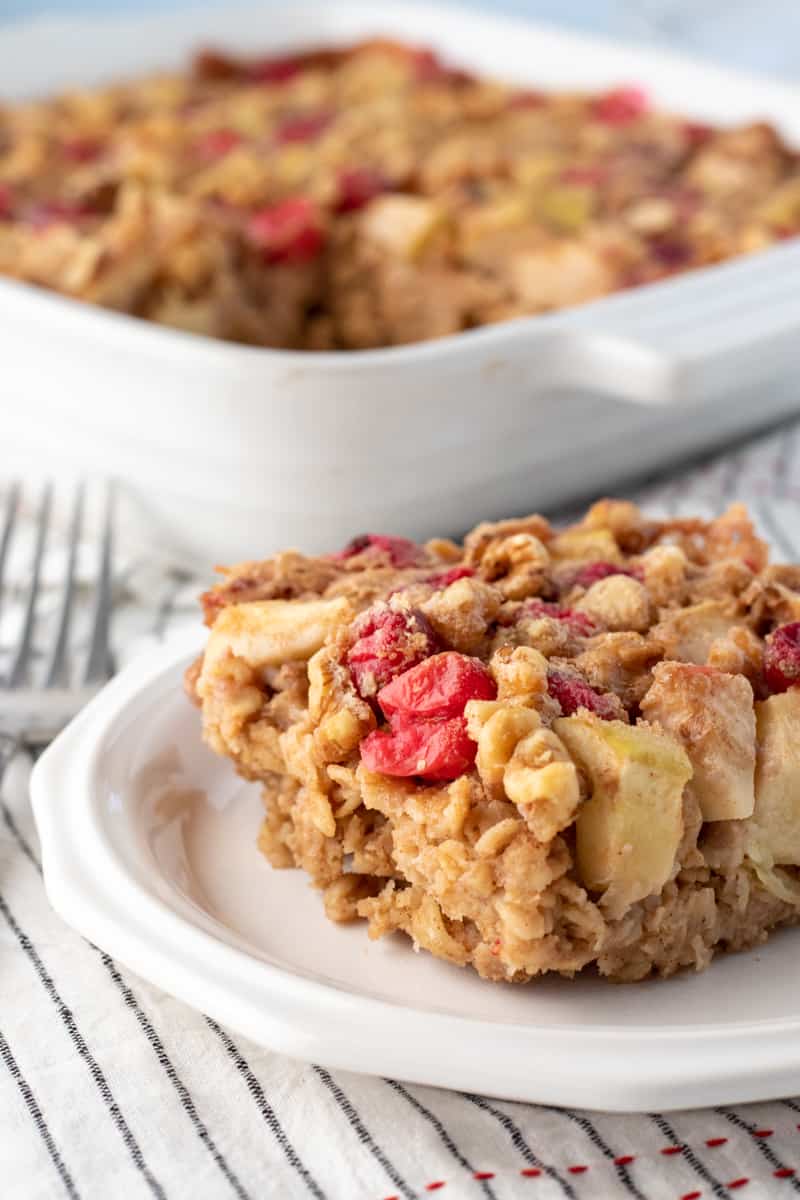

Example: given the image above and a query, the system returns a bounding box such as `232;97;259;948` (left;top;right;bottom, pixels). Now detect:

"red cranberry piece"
347;606;438;698
335;533;424;568
62;137;103;164
424;566;475;589
571;561;635;590
247;197;324;264
0;184;13;221
650;237;691;269
522;600;596;636
593;86;648;125
409;47;445;81
335;167;389;213
764;622;800;694
361;716;477;782
377;651;496;722
248;55;303;84
24;200;93;229
548;669;618;720
560;165;608;186
508;89;546;110
683;120;713;147
195;128;243;161
274;111;333;144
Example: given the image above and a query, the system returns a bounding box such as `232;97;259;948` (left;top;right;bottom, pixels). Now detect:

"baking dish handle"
543;240;800;407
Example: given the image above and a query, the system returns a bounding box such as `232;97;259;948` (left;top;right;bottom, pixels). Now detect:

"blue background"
1;0;799;81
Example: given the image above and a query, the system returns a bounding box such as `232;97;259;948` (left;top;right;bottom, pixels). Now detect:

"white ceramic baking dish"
5;1;800;567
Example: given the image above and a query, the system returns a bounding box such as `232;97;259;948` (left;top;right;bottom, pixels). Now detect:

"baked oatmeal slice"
189;502;800;982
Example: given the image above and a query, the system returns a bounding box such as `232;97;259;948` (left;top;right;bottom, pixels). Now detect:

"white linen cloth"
5;419;800;1200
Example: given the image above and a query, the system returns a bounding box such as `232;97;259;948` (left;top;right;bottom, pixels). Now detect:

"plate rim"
30;630;800;1111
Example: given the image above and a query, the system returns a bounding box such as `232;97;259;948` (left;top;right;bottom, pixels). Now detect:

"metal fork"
0;480;115;784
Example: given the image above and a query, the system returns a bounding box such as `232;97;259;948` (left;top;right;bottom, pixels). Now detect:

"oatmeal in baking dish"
1;39;799;349
188;503;800;983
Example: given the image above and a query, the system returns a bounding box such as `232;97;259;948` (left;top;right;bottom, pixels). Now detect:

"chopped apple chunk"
361;195;445;259
651;601;743;666
554;714;691;915
640;662;755;822
201;596;352;674
746;692;800;886
549;527;621;564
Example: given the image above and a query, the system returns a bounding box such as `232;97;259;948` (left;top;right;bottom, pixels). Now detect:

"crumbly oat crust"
190;507;800;983
1;41;798;349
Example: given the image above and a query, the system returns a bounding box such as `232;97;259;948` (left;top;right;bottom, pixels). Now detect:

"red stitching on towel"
661;1145;684;1155
567;1165;588;1174
753;1130;773;1138
680;1191;702;1200
520;1168;542;1178
473;1173;495;1181
706;1138;728;1147
727;1179;750;1190
614;1155;635;1165
425;1184;446;1192
775;1169;796;1178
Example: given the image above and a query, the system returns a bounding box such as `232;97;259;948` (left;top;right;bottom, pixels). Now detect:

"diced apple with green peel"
640;662;755;822
554;714;691;916
745;692;800;896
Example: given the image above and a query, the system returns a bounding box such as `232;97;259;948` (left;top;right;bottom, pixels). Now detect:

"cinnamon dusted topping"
191;500;800;982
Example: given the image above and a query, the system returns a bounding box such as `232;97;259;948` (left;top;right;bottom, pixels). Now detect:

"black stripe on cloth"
542;1106;646;1199
462;1094;576;1199
716;1109;800;1191
101;956;251;1200
781;1097;800;1115
648;1114;730;1198
0;890;166;1200
4;797;321;1200
312;1066;417;1200
755;498;800;562
769;424;800;496
207;1019;326;1200
1;798;37;871
718;453;747;510
384;1079;497;1200
0;1026;80;1200
1;795;252;1200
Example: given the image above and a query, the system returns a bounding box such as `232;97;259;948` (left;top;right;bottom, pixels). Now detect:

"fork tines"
0;480;115;695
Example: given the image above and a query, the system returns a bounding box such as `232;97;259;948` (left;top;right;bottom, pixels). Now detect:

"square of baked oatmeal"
188;502;800;982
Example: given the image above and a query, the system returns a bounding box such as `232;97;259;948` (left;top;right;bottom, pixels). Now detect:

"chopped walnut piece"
573;631;663;709
420;576;502;655
478;532;550;600
575;574;651;633
464;515;553;565
580;499;659;554
638;544;689;608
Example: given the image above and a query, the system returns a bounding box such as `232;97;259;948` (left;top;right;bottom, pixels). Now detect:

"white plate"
31;630;800;1112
